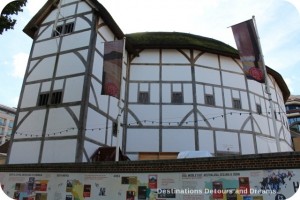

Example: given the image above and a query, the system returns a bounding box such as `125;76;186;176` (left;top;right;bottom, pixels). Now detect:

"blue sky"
0;0;300;108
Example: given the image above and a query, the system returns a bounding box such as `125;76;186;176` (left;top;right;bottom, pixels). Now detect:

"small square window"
138;92;149;104
233;99;241;109
38;93;49;106
172;92;183;104
256;104;262;115
52;25;63;37
205;94;215;106
51;91;62;105
52;22;74;37
112;122;118;137
274;111;277;120
64;22;74;34
38;91;62;106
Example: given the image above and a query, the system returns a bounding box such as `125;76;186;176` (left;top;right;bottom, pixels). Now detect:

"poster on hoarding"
0;169;298;200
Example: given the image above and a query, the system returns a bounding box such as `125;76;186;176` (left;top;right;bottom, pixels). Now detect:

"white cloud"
286;0;300;14
284;75;300;95
12;96;20;108
284;78;294;94
11;53;29;78
0;0;46;17
25;0;47;17
99;0;222;34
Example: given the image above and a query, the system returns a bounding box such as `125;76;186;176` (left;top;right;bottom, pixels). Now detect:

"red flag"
101;40;124;99
231;19;265;83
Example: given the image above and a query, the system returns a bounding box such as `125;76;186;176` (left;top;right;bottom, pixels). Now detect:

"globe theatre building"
7;0;292;164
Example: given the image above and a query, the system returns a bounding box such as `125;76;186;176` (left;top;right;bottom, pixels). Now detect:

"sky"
0;0;300;108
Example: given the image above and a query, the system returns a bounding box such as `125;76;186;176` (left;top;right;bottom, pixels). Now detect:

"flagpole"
115;37;126;161
252;16;281;152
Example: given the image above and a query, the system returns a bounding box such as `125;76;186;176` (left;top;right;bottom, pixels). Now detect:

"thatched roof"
126;32;239;58
23;0;290;102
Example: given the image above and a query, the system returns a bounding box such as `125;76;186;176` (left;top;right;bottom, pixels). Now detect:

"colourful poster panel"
0;169;299;199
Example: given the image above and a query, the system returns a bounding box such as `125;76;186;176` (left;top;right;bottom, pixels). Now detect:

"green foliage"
0;0;27;35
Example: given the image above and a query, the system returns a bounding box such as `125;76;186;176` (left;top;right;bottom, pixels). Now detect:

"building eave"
0;104;16;114
23;0;138;54
23;0;57;38
23;0;124;39
287;95;300;103
125;32;240;59
266;66;290;102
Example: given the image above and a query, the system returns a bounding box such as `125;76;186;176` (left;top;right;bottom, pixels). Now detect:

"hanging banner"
231;19;265;83
101;39;124;99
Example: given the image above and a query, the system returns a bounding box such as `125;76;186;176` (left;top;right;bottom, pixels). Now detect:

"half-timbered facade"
123;32;291;160
7;0;292;163
8;0;127;164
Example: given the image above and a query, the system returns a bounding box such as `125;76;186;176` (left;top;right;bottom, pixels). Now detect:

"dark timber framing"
77;12;97;163
124;48;292;156
8;0;126;163
8;0;292;163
